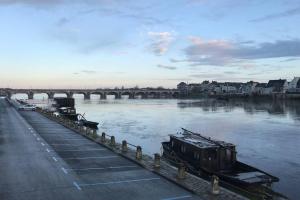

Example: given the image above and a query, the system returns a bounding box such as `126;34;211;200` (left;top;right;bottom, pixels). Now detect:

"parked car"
18;104;36;111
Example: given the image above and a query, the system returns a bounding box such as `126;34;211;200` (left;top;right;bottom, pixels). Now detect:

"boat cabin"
58;107;76;115
168;132;237;172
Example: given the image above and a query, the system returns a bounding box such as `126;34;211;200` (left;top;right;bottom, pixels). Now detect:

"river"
18;94;300;199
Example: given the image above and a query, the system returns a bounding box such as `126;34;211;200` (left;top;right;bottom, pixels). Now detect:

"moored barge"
162;128;279;187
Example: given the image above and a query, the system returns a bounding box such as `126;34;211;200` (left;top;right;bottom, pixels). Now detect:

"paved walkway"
0;99;200;200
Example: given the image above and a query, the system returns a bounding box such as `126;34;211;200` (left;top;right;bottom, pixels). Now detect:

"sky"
0;0;299;89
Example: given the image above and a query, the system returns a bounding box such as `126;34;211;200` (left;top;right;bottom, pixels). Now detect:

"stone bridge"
0;88;180;100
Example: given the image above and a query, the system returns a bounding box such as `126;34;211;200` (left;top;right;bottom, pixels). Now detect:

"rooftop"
171;131;235;149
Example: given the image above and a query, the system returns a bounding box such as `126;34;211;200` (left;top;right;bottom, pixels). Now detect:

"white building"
288;77;300;93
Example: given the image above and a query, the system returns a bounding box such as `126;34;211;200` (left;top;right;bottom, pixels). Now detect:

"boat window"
226;149;232;160
181;145;186;153
194;152;200;160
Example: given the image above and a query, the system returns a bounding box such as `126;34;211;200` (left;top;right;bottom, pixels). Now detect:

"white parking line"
37;138;40;141
61;167;68;174
52;157;58;162
77;177;160;188
66;165;137;171
50;143;91;146
54;149;106;152
46;148;50;153
41;142;45;146
64;156;118;160
57;138;87;141
162;195;192;200
73;182;82;191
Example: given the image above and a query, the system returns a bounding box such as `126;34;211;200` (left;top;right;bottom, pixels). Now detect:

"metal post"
92;129;97;139
154;153;160;168
101;132;106;143
136;146;142;160
177;163;186;179
85;127;90;135
110;136;115;147
122;140;128;152
211;175;220;195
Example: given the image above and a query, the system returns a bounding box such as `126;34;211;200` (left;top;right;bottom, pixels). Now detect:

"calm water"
20;94;300;199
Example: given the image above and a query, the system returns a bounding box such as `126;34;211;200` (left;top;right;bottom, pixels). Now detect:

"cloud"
81;70;97;74
56;17;70;26
0;0;122;6
280;57;299;62
0;0;64;6
179;36;300;66
251;7;300;22
147;32;174;56
157;64;177;70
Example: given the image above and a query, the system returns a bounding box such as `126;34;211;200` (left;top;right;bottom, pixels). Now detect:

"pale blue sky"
0;0;299;88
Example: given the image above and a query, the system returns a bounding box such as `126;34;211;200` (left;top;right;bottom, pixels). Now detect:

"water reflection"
177;99;300;120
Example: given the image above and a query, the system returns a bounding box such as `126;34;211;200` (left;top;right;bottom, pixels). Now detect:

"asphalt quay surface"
0;99;201;200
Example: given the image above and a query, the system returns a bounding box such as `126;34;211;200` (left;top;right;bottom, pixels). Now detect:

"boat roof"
170;131;235;149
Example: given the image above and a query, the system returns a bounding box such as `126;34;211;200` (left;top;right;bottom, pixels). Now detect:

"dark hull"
162;142;279;186
80;120;99;129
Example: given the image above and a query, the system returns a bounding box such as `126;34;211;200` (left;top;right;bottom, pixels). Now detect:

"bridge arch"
160;91;171;99
134;91;147;99
11;93;29;99
33;93;49;100
121;91;134;99
172;91;179;98
106;91;121;99
147;92;159;99
91;92;106;99
53;93;68;98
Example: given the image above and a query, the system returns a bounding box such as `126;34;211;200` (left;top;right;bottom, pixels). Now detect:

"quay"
0;98;246;200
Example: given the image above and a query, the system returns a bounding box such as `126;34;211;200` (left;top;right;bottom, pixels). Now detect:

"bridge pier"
84;92;91;100
100;94;107;100
66;92;73;98
115;93;121;99
28;92;34;100
128;94;135;99
47;92;54;99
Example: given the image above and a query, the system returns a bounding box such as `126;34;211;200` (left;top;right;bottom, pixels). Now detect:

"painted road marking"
76;177;160;188
37;138;40;141
50;143;92;146
57;138;87;141
46;148;50;153
41;142;45;146
64;156;118;160
66;165;137;171
162;195;192;200
61;167;68;174
73;182;82;191
54;149;106;152
33;133;37;137
52;157;58;162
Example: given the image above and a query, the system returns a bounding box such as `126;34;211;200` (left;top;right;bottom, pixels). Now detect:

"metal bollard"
110;136;116;147
122;140;128;152
136;146;142;160
177;163;186;179
92;129;97;139
154;153;160;168
211;175;220;195
85;127;90;135
101;132;106;143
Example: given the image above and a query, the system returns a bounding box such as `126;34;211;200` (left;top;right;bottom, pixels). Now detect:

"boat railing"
181;128;237;153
